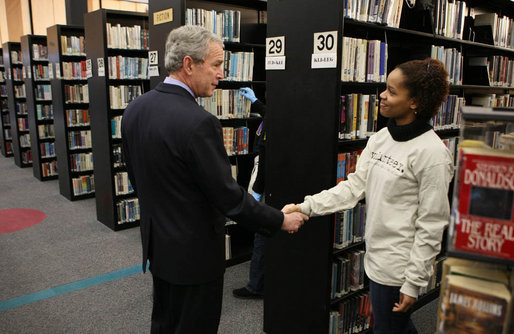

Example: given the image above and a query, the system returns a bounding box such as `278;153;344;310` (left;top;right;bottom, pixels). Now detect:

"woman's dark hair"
396;58;449;119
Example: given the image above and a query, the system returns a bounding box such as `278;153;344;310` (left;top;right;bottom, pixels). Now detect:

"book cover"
452;146;514;260
438;274;511;334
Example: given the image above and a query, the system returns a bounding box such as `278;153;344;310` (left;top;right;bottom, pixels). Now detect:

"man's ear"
183;56;194;75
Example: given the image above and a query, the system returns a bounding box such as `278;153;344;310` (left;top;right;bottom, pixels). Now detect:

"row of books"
488;56;514;87
433;0;467;39
41;160;58;177
61;61;87;80
70;152;94;172
3;129;11;140
431;95;465;130
470;94;514;108
343;0;404;28
72;174;94;196
4;141;12;154
117;198;140;224
14;85;26;98
223;51;254;82
64;84;89;104
61;35;85;56
33;64;51;81
114;172;134;196
21;150;32;163
35;84;52;100
186;8;241;42
40;142;55;158
16;102;27;115
108;56;148;80
336;150;361;183
334;203;365;250
436;257;513;334
109;85;142;109
430;46;463;86
222;126;249;156
331;250;365;299
10;50;22;63
329;292;371;334
36;104;53;120
12;67;23;80
197;89;251;119
106;23;149;50
341;37;387;83
17;118;29;131
32;44;48;60
112;144;125;168
68;130;91;149
111;115;122;139
38;124;55;139
19;133;30;147
473;12;514;49
66;109;89;127
0;86;6;95
2;113;10;126
339;93;379;140
441;136;459;166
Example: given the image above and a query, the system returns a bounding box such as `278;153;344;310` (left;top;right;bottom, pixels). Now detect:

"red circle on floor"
0;209;46;234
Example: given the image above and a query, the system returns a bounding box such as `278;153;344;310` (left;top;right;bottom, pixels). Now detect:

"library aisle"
0;154;438;333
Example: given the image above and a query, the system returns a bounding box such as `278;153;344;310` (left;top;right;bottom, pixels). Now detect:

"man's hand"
281;212;308;234
240;87;257;103
392;293;416;312
282;203;301;214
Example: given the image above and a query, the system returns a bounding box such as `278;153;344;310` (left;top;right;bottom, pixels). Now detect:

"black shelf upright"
21;34;58;180
48;24;95;201
85;9;150;230
0;47;12;157
3;42;31;167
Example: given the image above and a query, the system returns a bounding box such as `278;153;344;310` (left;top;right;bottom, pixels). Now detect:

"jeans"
369;279;418;334
246;232;267;294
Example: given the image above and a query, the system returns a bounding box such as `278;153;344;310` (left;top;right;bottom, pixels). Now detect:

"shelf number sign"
312;31;337;69
265;36;286;70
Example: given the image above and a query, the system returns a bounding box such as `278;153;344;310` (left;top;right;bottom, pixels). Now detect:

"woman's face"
379;68;417;126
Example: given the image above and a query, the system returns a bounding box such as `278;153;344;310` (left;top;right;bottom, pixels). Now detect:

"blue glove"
240;87;257;103
252;192;262;202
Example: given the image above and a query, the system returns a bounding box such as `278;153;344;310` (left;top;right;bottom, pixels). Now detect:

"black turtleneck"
386;117;433;142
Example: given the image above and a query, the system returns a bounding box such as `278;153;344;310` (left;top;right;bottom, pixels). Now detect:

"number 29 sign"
266;36;286;70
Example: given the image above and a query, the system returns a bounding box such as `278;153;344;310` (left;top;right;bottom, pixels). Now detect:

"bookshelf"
0;47;12;157
47;24;94;201
2;42;31;167
84;9;149;231
264;1;514;333
145;0;268;264
21;34;57;181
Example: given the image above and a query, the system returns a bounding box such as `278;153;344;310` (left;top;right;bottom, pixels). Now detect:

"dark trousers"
369;279;418;334
246;232;267;294
151;274;224;334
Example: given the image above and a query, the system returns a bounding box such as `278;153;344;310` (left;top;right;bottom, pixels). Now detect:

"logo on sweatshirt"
371;151;405;174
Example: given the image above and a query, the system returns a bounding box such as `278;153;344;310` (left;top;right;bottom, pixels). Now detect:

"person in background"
233;87;268;299
121;25;308;334
283;58;454;334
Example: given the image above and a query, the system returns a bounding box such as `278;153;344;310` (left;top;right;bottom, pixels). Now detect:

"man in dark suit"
121;25;308;334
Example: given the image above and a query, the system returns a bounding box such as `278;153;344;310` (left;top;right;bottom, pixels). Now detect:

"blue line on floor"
0;265;144;312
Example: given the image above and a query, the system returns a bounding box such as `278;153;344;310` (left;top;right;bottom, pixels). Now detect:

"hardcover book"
452;146;514;260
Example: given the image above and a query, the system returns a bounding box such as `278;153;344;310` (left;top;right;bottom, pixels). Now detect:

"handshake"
280;204;307;234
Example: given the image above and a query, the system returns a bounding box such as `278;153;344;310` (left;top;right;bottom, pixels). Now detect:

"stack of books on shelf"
106;23;149;50
329;291;371;334
197;89;251;119
343;0;404;28
222;126;249;156
60;35;85;55
333;204;366;250
430;45;463;86
341;38;387;83
339;94;379;140
186;8;240;42
223;51;254;81
107;56;148;79
434;0;468;39
474;12;514;48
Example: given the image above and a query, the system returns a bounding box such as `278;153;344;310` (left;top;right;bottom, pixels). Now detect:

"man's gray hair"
164;25;224;74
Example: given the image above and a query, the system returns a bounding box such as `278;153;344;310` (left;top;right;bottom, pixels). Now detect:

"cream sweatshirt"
299;127;454;298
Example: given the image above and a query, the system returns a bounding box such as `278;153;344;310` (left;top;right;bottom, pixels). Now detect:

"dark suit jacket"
121;83;283;284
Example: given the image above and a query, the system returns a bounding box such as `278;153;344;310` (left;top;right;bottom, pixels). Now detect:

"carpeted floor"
0;156;438;333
